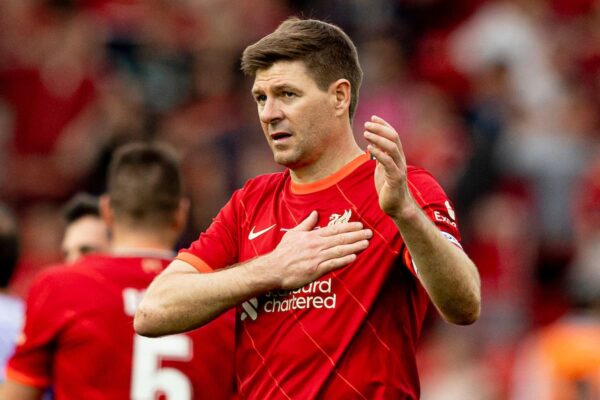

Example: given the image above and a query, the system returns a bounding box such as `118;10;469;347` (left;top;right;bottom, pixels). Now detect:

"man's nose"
259;98;283;124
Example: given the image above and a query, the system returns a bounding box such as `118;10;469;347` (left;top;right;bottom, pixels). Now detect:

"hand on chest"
242;207;357;257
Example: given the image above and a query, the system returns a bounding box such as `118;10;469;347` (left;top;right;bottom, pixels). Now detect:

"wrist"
391;200;421;226
242;251;281;292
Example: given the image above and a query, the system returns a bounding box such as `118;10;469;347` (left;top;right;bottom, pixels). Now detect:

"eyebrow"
251;83;300;96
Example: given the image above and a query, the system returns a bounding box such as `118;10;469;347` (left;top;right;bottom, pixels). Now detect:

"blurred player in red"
135;18;481;399
60;192;110;264
0;142;236;399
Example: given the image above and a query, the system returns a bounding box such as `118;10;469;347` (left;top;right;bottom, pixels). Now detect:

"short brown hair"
241;17;363;121
107;142;182;228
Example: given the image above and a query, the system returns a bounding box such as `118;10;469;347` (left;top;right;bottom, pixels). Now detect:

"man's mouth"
270;132;292;141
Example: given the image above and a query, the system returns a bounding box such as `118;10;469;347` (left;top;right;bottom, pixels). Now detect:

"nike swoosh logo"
248;224;276;240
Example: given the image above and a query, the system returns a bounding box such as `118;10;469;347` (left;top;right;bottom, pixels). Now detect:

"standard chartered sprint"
263;278;336;313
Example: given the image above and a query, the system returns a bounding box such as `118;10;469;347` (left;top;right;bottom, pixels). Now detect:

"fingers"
316;229;371;274
363;115;406;173
277;222;372;289
314;223;372;256
322;228;372;248
367;143;400;173
315;236;370;275
292;210;319;231
371;115;392;128
364;127;397;153
364;115;400;143
318;253;358;273
318;221;367;237
290;214;372;257
364;126;402;163
319;239;370;261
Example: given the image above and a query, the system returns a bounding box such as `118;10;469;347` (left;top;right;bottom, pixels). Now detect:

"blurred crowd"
1;0;599;398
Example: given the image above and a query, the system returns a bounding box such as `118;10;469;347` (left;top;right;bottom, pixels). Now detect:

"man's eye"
283;91;295;98
79;246;97;255
255;94;266;103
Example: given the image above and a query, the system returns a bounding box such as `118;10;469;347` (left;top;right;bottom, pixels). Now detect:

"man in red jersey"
0;143;236;399
135;18;481;399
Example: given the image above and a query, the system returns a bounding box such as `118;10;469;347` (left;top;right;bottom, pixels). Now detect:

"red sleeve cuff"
5;366;50;389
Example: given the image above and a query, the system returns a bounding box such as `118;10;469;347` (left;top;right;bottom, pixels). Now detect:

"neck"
110;228;177;253
112;247;176;259
290;127;363;183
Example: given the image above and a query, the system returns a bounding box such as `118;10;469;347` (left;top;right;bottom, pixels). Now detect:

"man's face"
62;216;110;263
252;60;337;169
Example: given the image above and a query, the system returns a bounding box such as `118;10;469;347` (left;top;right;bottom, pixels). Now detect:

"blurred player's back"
10;253;235;399
3;142;236;399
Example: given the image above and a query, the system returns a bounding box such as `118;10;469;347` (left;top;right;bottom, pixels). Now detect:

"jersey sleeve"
5;270;67;389
402;168;463;276
177;189;243;272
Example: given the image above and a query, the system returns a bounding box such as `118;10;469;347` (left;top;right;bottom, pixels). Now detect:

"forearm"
394;201;481;325
135;257;277;337
135;215;372;337
363;115;480;323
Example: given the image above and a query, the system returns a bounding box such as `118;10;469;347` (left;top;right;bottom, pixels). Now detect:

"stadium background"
1;0;600;398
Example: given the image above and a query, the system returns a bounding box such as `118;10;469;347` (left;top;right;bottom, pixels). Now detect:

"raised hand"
268;211;372;290
363;115;414;219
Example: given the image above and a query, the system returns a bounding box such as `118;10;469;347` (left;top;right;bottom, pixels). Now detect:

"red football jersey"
6;253;236;400
178;153;462;399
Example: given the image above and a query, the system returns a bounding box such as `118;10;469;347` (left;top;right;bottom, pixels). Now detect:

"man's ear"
99;194;114;228
174;198;190;233
331;79;351;117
